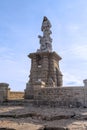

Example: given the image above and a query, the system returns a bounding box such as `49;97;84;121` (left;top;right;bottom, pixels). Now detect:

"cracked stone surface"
0;105;87;130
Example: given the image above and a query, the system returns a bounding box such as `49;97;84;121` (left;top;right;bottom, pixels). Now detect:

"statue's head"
43;16;47;21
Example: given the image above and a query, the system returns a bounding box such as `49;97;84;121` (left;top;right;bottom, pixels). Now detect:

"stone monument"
25;16;63;99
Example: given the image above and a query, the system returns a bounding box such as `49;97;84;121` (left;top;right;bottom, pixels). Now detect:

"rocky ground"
0;101;87;130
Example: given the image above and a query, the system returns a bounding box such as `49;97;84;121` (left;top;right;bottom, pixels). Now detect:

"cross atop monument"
37;16;52;52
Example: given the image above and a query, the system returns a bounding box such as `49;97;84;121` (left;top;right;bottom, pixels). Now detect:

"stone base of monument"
33;81;45;99
24;87;34;99
24;81;45;99
33;81;45;90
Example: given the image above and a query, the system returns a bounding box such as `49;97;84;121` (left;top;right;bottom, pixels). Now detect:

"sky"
0;0;87;91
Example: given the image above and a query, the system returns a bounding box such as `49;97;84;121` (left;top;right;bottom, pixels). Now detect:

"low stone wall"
9;91;24;100
33;86;87;107
0;83;10;102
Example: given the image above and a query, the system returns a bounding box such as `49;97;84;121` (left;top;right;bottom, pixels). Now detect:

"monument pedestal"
25;51;63;99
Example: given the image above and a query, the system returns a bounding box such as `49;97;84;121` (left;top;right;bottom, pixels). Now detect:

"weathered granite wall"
33;86;87;107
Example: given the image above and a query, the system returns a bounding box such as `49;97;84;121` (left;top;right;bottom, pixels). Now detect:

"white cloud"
63;72;83;86
70;43;87;60
0;46;11;53
0;46;30;91
66;24;80;33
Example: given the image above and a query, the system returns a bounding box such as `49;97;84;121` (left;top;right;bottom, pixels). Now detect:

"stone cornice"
28;51;62;61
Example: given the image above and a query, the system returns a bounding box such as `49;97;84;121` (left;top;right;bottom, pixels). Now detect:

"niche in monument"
25;16;63;99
